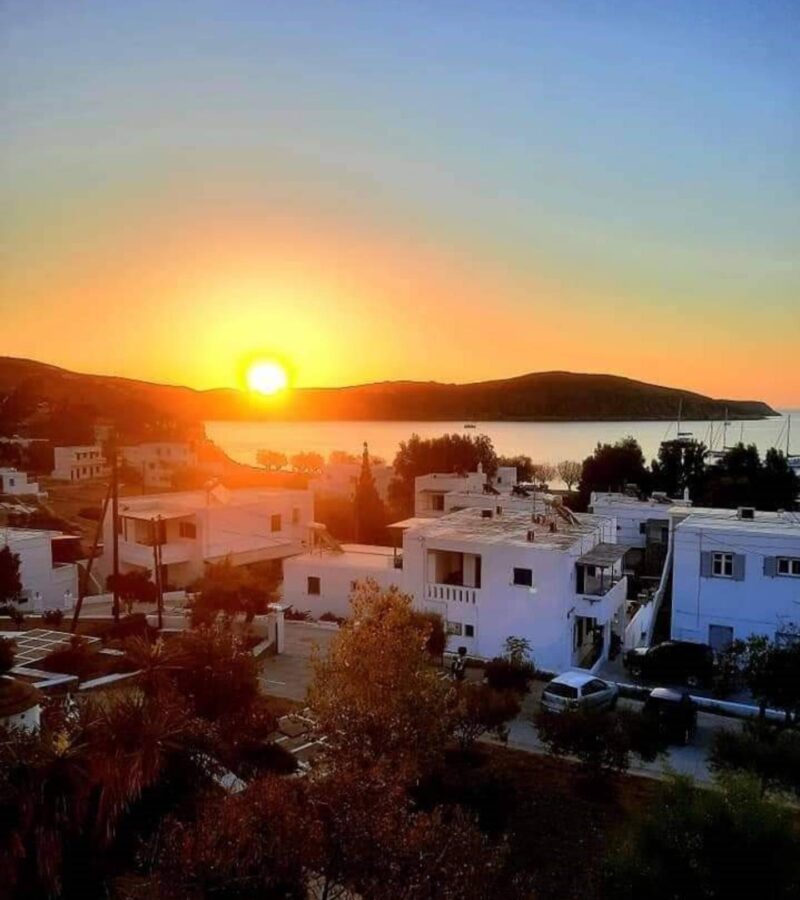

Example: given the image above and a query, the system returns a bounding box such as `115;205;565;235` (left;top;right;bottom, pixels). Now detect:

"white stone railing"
425;583;478;605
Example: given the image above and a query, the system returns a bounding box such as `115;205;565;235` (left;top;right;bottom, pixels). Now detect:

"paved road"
259;622;337;701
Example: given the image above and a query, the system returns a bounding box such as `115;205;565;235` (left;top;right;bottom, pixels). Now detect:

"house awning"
576;543;630;567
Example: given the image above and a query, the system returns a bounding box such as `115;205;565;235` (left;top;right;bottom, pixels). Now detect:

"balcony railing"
425;583;478;605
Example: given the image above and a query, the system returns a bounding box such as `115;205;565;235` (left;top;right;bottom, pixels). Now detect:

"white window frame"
776;557;800;577
712;552;734;578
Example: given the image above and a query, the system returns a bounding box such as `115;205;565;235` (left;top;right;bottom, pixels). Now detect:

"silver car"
540;671;619;713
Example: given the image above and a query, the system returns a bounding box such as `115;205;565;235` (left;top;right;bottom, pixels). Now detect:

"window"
464;624;475;638
712;552;733;577
582;679;608;696
431;494;445;512
270;514;282;532
307;576;320;595
513;567;533;587
639;522;647;535
179;521;197;539
543;683;578;700
777;557;800;577
447;621;463;636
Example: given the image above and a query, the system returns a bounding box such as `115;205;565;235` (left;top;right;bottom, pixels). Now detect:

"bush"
0;604;25;629
319;611;345;626
78;506;103;521
485;657;535;693
452;683;520;753
41;608;64;627
284;607;312;621
710;722;800;798
0;636;15;673
103;613;154;642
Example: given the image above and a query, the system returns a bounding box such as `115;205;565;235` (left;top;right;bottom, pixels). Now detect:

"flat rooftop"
119;485;309;519
676;508;800;538
404;507;612;551
286;543;397;570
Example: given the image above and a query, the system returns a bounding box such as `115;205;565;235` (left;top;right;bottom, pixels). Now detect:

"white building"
283;542;403;619
281;501;628;673
100;485;315;588
0;468;41;496
309;461;394;502
120;441;199;489
671;507;800;652
414;470;489;517
52;446;108;482
0;528;79;611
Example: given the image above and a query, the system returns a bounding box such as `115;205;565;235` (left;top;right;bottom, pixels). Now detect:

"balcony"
120;539;193;568
425;583;478;605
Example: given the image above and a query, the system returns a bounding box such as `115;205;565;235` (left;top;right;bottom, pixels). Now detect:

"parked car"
642;687;697;745
624;641;714;687
540;671;619;713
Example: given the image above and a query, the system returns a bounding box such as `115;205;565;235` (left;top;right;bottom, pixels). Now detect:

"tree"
497;454;534;482
191;557;279;622
452;683;520;753
389;433;498;514
328;449;359;465
726;629;800;723
309;581;456;775
577;436;651;509
413;609;446;661
556;460;582;491
651;438;708;499
0;636;15;673
353;441;387;544
699;443;799;511
289;451;324;474
530;462;556;487
106;569;157;609
604;774;800;898
0;546;22;605
255;448;288;471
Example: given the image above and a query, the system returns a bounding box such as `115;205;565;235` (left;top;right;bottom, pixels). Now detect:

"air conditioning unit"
738;507;755;520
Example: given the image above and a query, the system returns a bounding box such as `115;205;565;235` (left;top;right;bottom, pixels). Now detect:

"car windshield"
544;683;579;699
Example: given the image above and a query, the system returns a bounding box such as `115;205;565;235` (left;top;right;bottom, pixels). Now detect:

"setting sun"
246;359;289;396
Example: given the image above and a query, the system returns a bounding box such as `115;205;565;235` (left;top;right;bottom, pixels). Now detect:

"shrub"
710;722;800;798
78;506;103;521
284;607;312;621
485;657;535;693
0;604;25;629
40;635;97;679
0;636;15;673
103;613;154;642
452;683;520;752
319;611;345;626
41;608;64;627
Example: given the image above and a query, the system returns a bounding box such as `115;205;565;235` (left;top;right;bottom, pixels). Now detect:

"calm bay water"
207;412;798;471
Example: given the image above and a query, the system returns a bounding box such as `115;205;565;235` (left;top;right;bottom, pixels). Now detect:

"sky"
1;1;798;404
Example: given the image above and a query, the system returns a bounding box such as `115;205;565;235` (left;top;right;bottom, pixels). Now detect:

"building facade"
0;468;41;496
51;446;108;482
671;507;800;651
120;441;199;489
0;528;79;611
100;485;315;588
309;461;394;502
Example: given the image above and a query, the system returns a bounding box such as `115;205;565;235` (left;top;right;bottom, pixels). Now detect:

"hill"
0;358;777;434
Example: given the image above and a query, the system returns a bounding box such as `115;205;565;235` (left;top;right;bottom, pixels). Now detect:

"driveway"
501;681;741;784
259;622;337;701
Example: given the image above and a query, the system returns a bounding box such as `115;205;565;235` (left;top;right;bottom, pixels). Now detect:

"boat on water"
463;423;476;429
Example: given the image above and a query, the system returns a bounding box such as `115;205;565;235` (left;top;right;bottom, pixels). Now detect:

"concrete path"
259;621;337;701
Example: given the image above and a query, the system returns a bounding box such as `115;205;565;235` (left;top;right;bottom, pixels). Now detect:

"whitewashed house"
100;485;314;588
283;541;403;619
671;507;800;651
414;470;489;517
120;441;199;489
52;446;108;482
282;501;627;673
0;528;79;611
0;468;41;496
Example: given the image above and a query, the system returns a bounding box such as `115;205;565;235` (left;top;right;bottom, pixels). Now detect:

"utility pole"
151;515;164;630
111;428;120;623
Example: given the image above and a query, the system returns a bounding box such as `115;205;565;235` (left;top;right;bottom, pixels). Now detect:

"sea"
207;412;798;473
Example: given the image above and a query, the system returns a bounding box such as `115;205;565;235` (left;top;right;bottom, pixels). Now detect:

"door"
708;625;734;654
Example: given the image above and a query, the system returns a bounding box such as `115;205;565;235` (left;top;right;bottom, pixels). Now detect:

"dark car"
624;641;714;687
642;688;697;745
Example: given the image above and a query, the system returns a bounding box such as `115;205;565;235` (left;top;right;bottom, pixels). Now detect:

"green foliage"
255;448;287;470
0;636;15;673
413;609;447;660
711;722;800;798
192;557;279;622
452;683;520;752
699;443;799;511
577;436;650;509
651;438;708;498
0;545;22;604
106;569;157;604
389;432;498;513
604;774;800;899
353;442;387;543
497;454;534;482
289;451;324;474
485;637;536;693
